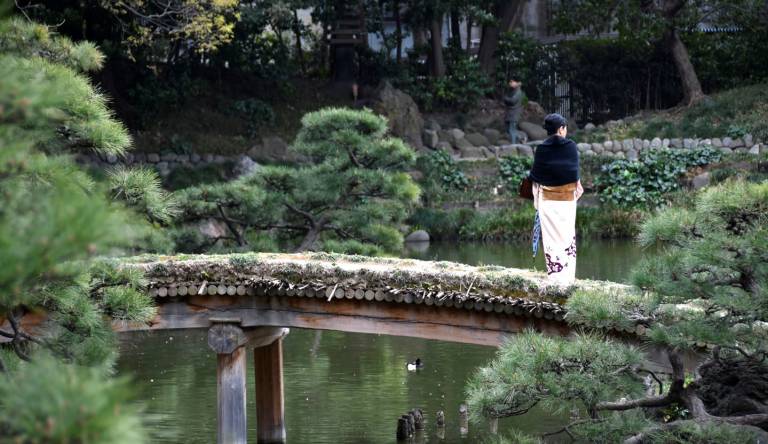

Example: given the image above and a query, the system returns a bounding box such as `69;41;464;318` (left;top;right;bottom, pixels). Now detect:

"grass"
572;83;768;142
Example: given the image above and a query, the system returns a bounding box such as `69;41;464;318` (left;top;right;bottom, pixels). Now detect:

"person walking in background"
503;79;524;144
529;113;583;286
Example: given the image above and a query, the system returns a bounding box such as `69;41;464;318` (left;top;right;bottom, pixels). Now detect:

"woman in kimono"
529;113;583;286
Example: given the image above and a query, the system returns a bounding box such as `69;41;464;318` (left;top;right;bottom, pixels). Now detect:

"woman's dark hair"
543;113;567;135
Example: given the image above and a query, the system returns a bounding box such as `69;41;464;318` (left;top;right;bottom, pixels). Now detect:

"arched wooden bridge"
5;253;658;444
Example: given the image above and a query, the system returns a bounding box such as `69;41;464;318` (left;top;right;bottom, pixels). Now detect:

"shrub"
498;156;532;192
419;150;470;191
232;98;275;137
596;147;722;209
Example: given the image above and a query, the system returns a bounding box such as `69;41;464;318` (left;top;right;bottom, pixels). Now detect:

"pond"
117;239;650;443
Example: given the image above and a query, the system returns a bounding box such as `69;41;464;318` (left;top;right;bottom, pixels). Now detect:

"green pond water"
117;239;649;443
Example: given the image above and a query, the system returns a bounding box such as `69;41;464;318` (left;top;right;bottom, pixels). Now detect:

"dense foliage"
419;149;470;191
467;180;768;443
596;147;722;208
497;156;532;192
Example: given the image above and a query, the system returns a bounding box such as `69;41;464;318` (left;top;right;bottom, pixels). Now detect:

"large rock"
435;141;453;152
422;129;439;149
424;118;442;131
517;144;534;158
521;101;546;124
371;81;424;149
518;122;547;141
459;146;486;158
465;132;490;147
483;128;502;145
692;172;710;190
454;136;473;150
497;144;518;157
233;155;260;177
405;230;430;242
449;128;465;141
252;136;288;162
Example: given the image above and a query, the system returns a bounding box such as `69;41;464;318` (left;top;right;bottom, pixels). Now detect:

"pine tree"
0;10;173;441
176;107;420;255
467;180;768;443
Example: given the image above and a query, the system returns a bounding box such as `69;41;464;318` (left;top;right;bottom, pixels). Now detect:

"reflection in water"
405;239;649;283
117;240;648;443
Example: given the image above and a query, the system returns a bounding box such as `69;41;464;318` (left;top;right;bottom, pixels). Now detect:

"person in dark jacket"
528;113;583;286
503;79;523;144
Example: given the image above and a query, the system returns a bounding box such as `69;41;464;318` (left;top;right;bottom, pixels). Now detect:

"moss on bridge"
123;252;629;299
119;252;647;335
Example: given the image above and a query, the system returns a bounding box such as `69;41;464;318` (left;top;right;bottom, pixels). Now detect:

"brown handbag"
518;177;534;200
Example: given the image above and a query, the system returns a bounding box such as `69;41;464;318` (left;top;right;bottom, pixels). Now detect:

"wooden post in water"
252;328;289;443
208;320;249;444
458;403;469;437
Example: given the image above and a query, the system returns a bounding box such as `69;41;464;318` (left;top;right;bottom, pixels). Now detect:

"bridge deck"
112;252;645;345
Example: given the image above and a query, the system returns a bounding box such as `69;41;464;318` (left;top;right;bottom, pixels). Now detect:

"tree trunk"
465;17;472;54
477;0;524;75
394;0;402;62
293;9;306;75
296;225;322;252
450;8;461;48
429;16;446;78
666;29;705;106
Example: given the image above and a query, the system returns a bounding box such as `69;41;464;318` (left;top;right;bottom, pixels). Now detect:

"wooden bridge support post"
252;328;289;443
208;321;249;444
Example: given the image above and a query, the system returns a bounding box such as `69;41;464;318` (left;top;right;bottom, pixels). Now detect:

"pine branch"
216;203;247;247
284;203;317;226
543;418;606;440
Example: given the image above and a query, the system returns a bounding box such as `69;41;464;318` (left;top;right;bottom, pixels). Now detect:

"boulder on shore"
405;230;430;243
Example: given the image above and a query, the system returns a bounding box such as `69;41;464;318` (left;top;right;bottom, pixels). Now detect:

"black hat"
543;113;567;135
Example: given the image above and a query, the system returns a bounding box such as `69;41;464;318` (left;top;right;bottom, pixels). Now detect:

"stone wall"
78;134;764;175
75;152;260;178
423;122;765;161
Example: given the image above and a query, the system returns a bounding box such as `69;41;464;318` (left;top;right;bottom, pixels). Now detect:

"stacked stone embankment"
421;120;764;161
75;152;259;178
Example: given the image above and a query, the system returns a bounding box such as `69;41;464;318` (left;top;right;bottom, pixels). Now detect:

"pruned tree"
175;107;420;254
467;180;768;443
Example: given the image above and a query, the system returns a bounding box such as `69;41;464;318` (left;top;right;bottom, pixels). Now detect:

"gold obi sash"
539;182;578;201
